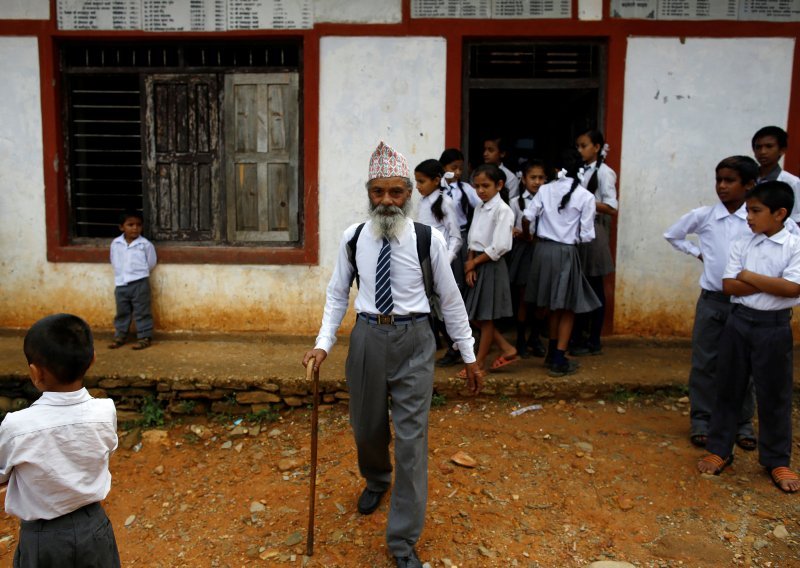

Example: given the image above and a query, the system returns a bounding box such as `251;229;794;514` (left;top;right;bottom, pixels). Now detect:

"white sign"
611;0;800;20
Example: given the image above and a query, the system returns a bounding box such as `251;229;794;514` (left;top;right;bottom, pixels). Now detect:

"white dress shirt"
523;177;596;244
467;193;514;261
417;190;462;264
110;234;157;286
444;181;481;229
579;161;618;210
315;218;476;362
724;228;800;310
510;190;536;230
500;164;520;200
779;170;800;222
0;388;117;521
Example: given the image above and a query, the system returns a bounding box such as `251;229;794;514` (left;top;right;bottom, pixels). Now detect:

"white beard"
368;200;411;240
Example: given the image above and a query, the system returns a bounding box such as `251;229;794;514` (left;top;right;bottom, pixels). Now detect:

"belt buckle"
377;314;393;325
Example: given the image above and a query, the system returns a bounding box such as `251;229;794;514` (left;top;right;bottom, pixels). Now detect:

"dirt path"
0;395;798;567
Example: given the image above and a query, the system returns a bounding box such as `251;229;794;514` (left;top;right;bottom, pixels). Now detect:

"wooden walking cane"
306;357;320;556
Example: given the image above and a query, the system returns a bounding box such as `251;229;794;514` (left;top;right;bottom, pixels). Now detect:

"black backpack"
346;222;434;301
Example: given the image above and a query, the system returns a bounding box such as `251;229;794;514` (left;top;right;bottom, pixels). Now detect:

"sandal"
132;337;151;350
108;338;126;349
735;436;757;452
456;367;468;380
490;353;519;371
697;453;734;476
768;466;800;493
690;434;708;448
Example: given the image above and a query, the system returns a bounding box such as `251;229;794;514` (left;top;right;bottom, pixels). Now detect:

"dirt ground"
0;394;798;568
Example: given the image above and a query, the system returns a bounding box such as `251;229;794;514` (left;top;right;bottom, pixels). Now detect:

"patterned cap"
368;141;410;180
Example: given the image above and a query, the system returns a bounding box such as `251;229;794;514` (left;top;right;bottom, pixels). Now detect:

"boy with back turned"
0;314;120;566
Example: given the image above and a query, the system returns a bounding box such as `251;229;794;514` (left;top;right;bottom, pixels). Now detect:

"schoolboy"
0;314;120;566
752;125;800;221
664;156;760;450
697;181;800;493
109;210;157;350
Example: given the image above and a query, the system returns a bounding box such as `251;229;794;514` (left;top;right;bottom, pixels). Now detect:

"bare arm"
596;202;617;216
736;270;800;298
722;278;759;297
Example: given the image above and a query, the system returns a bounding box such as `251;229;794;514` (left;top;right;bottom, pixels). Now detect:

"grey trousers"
14;502;120;568
689;291;755;439
345;316;435;557
114;277;153;339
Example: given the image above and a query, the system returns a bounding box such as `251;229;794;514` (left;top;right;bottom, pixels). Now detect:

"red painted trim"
444;35;462;149
785;37;800;173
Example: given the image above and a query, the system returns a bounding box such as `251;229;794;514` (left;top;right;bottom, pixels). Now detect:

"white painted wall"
0;35;447;335
314;0;401;24
616;37;795;335
578;0;603;21
0;0;49;20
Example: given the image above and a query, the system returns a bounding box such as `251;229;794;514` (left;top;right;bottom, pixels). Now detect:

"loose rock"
451;451;477;468
773;524;789;539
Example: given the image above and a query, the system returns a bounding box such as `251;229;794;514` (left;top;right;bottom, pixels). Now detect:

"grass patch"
431;392;447;408
139;396;165;428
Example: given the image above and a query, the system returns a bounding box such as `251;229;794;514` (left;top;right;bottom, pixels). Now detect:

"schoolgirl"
437;148;481;366
483;135;520;199
523;150;601;377
458;164;517;377
507;160;548;357
571;129;618;355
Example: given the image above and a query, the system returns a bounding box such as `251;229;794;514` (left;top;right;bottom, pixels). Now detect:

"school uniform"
499;164;520;200
506;190;536;287
577;161;617;276
464;193;515;320
315;217;475;558
706;228;800;468
522;177;601;313
0;389;120;567
664;202;757;440
444;181;481;294
757;165;800;222
110;234;157;340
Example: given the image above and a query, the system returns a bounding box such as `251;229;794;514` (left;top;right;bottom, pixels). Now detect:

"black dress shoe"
357;488;386;515
436;348;462;367
395;548;423;568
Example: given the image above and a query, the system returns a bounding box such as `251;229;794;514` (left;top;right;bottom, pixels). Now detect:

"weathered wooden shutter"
224;73;299;242
144;74;220;241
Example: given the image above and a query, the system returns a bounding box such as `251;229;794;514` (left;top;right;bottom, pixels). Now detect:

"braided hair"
517;159;547;211
578;129;606;195
471;163;509;205
439;148;472;219
556;149;584;212
414;159;446;222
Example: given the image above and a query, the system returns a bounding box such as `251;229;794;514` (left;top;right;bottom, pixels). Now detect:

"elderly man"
303;141;482;568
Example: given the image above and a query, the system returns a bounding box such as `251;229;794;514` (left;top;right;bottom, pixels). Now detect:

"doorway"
462;41;606;174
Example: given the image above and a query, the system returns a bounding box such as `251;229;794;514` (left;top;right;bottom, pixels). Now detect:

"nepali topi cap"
368;141;410;180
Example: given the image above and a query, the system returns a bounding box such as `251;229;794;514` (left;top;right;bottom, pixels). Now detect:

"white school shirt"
500;164;520;200
664;203;800;292
510;190;536;231
445;181;482;229
522;177;596;244
467;193;514;261
579;161;619;210
110;234;157;286
0;389;117;521
723;228;800;311
417;190;462;264
314;218;476;362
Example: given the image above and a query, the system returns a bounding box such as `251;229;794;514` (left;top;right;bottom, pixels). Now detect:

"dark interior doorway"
462;41;606;176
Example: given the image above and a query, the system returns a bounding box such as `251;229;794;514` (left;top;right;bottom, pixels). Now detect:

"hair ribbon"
556;168;567;180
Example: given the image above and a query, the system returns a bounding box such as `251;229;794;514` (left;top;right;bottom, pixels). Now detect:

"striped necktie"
375;237;394;315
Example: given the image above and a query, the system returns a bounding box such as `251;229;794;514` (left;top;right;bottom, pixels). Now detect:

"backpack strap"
346;223;366;288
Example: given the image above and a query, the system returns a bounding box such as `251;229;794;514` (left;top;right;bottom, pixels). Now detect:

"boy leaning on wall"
0;313;121;566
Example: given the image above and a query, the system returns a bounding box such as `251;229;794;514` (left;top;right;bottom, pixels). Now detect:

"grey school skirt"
465;255;514;321
578;214;614;277
525;239;601;313
451;228;469;296
505;239;535;287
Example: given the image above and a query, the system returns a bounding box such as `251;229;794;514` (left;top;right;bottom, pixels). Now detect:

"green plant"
247;407;280;425
431;392;447;408
178;400;196;413
139;396;165;428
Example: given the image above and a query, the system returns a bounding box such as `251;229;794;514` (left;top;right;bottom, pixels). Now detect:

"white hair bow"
440;171;455;188
556;168;567;180
601;143;610;158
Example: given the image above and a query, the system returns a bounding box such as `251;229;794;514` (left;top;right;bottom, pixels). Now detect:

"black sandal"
736;436;757;452
690;434;708;448
132;337;151;350
108;338;126;349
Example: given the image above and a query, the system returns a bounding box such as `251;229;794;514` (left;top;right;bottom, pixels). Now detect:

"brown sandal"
769;466;800;493
132;337;151;350
108;338;126;349
697;453;733;476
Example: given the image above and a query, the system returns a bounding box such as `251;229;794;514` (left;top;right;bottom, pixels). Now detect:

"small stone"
451;451;477;468
249;425;260;437
278;458;302;472
259;550;279;560
120;428;142;451
575;442;593;453
228;426;248;438
477;545;495;558
153;465;165;475
220;441;233;450
678;396;689;404
588;562;636;568
268;428;282;438
189;425;211;439
141;430;169;445
285;531;303;546
124;515;136;527
617;496;633;511
753;538;769;550
442;559;454;568
234;443;244;453
250;501;266;513
773;524;789;539
616;407;626;414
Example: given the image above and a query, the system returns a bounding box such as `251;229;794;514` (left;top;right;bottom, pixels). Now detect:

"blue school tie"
375;237;394;315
